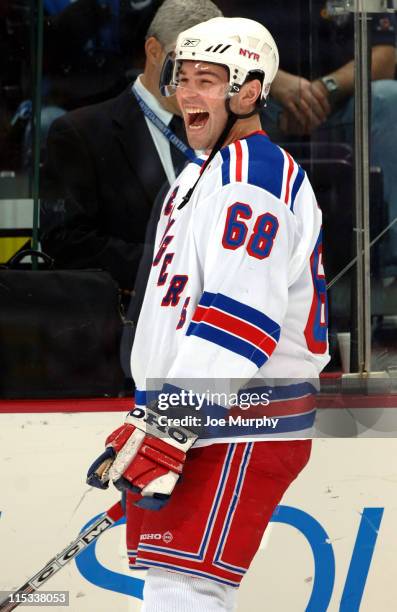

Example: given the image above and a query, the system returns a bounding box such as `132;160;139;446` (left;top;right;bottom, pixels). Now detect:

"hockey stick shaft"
0;501;124;612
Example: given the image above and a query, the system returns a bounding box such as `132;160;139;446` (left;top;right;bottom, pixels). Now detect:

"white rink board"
1;412;396;612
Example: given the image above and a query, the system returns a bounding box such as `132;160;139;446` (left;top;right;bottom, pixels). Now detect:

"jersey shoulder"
219;132;306;212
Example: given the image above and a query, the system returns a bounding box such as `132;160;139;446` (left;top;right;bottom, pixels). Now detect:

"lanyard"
132;86;196;162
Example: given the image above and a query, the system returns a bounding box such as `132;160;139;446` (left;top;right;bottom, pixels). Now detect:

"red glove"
87;406;197;509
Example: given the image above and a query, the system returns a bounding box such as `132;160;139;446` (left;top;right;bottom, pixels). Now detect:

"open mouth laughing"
185;107;210;130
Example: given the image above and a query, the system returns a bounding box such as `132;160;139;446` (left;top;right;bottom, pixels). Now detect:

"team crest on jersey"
163;531;173;544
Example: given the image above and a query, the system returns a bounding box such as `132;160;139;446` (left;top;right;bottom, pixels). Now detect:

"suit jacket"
40;86;170;289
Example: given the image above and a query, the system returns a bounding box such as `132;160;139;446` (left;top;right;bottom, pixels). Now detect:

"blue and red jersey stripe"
186;291;280;368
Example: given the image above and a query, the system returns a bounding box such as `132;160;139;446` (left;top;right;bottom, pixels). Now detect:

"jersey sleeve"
165;175;319;386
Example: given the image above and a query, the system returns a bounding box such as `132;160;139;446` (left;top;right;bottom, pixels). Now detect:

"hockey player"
88;17;330;611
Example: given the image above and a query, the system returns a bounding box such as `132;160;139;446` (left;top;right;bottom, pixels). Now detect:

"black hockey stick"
0;501;124;611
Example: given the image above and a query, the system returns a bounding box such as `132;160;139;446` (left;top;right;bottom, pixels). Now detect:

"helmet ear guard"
159;53;176;97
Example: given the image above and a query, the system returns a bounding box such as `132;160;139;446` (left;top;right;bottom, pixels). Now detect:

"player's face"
175;61;229;151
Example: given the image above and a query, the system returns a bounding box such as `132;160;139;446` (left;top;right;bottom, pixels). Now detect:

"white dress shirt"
133;76;177;186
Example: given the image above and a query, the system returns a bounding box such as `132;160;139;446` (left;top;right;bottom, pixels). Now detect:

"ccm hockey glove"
87;406;197;510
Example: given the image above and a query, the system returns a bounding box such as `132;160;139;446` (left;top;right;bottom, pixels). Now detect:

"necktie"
169;114;188;176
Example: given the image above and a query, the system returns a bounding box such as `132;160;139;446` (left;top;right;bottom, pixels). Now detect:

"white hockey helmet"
160;17;279;103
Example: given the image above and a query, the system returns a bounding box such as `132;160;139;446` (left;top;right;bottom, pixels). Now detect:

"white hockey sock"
141;568;238;612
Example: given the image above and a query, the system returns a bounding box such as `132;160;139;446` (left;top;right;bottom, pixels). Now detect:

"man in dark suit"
40;0;222;292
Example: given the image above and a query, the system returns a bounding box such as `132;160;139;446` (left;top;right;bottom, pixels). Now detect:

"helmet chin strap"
178;98;259;210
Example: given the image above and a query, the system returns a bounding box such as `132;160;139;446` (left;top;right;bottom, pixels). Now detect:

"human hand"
272;73;331;134
86;406;197;510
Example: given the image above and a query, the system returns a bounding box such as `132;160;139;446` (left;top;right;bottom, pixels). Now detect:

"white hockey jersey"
131;130;330;445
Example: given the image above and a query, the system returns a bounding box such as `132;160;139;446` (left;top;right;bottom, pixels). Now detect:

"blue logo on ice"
74;506;383;609
271;506;383;611
75;513;144;599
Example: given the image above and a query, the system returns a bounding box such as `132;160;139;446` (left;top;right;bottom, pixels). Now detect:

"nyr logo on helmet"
239;48;260;61
182;38;200;47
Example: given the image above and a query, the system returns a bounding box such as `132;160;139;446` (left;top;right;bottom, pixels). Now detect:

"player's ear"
145;36;164;67
230;79;261;114
242;79;262;109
